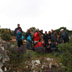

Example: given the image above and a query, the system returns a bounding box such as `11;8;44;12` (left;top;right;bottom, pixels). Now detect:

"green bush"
1;32;12;41
58;42;72;72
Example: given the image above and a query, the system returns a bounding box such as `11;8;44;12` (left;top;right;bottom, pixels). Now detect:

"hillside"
0;27;72;72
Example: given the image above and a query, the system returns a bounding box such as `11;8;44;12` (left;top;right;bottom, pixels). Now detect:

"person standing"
14;24;23;47
14;24;23;35
51;29;54;42
34;29;40;45
25;29;32;50
60;29;69;43
43;31;48;47
48;31;51;40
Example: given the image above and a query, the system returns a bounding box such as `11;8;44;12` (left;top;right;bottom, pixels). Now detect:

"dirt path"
10;36;16;43
10;36;26;45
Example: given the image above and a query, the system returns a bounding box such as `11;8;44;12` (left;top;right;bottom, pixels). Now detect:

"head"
57;34;60;38
36;28;39;32
45;31;47;35
51;29;54;33
41;30;43;33
18;27;21;31
17;24;20;28
58;31;61;35
27;29;30;33
30;28;32;31
54;32;56;35
60;29;64;33
48;31;51;34
48;39;51;44
41;40;45;44
38;31;42;36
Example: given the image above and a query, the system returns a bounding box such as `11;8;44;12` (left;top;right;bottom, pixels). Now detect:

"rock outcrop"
0;37;63;72
0;37;15;72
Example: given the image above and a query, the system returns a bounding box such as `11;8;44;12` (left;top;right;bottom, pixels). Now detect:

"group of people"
14;24;69;52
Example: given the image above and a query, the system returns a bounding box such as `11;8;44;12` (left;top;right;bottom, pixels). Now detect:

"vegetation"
55;27;72;36
1;32;12;41
0;28;14;36
58;41;72;72
0;27;72;72
9;38;72;72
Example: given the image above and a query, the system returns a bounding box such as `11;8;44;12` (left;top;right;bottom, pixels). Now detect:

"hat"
60;29;64;31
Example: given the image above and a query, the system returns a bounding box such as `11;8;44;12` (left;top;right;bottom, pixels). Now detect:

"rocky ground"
0;37;63;72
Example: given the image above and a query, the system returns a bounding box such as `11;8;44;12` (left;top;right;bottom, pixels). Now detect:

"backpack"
21;35;24;40
16;30;23;40
27;35;32;42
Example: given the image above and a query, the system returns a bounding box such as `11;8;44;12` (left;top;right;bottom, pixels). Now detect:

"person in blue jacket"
51;29;54;42
25;29;32;50
14;24;24;47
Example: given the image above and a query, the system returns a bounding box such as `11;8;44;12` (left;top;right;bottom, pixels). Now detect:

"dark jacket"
43;34;48;45
47;34;51;39
14;27;23;36
61;31;69;43
25;32;32;42
51;33;54;42
56;37;63;44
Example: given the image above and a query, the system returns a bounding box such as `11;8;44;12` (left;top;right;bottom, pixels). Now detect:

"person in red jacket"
34;29;40;45
33;40;45;52
34;42;42;48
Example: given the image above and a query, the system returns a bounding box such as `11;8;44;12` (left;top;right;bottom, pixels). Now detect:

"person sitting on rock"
46;39;58;52
56;34;64;45
33;40;45;52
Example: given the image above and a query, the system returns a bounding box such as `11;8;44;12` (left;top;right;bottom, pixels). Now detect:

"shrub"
1;32;12;41
58;42;72;72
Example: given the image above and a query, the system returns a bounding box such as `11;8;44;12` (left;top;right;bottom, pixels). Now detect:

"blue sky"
0;0;72;32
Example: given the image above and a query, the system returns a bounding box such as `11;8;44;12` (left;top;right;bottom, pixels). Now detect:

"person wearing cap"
60;29;69;43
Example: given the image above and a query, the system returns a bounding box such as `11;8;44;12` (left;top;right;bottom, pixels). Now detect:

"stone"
46;58;53;62
0;63;3;72
49;62;52;69
4;67;7;72
0;69;3;72
0;38;10;72
0;47;4;51
32;60;40;69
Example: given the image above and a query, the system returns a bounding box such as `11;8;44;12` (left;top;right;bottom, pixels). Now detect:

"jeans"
26;41;31;50
17;40;23;47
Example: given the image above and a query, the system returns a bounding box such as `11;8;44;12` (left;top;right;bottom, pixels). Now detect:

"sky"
0;0;72;32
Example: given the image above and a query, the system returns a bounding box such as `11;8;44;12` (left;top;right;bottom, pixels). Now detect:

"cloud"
0;0;72;31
